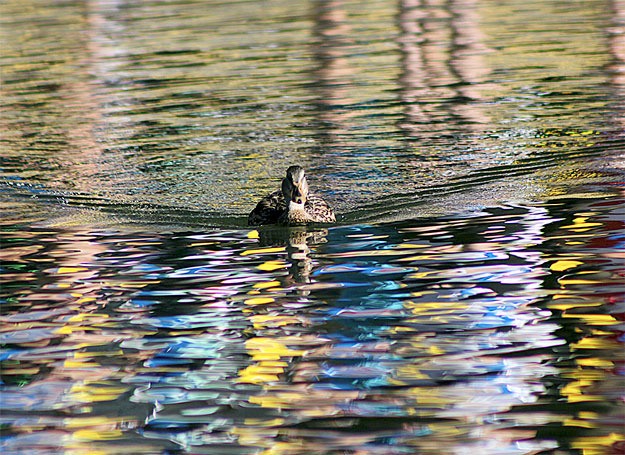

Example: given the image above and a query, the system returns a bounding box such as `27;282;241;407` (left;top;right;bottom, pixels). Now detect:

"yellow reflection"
74;350;123;359
73;429;123;441
575;358;614;368
247;389;357;414
64;359;101;368
245;338;305;360
571;337;622;350
562;313;618;325
257;260;287;271
237;362;284;384
398;255;432;262
566;394;603;403
64;416;132;429
571;433;625;455
563;418;597;429
560;217;602;232
547;298;601;311
116;281;158;288
258;441;317;455
558;271;602;285
56;326;98;335
243;417;285;427
396;243;429;249
241;247;286;256
561;376;604;403
244;297;275;306
253;280;281;289
394;364;430;380
70;383;128;402
238;338;305;383
427;422;467;437
550;260;583;271
404;300;469;315
67;313;109;323
401;387;446;407
57;267;89;274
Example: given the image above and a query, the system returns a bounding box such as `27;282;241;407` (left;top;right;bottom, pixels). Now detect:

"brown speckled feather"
248;191;335;226
248;190;285;226
303;194;336;223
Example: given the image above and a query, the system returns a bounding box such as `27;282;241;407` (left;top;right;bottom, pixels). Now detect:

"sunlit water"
1;0;624;454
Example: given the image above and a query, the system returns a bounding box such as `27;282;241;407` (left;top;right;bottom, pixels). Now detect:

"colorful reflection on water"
2;192;623;454
2;0;625;453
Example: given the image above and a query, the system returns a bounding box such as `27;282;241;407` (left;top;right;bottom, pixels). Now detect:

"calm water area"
1;0;624;454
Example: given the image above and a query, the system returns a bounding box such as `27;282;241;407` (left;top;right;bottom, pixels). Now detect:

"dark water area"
1;0;625;454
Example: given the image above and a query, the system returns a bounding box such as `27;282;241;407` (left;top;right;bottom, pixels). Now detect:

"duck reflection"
256;226;329;289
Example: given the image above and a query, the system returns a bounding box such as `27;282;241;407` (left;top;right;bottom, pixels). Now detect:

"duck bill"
291;185;305;205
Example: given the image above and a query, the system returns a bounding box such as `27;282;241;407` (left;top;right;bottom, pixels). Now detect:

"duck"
248;166;336;226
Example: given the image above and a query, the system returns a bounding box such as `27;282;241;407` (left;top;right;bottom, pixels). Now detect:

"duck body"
248;166;336;226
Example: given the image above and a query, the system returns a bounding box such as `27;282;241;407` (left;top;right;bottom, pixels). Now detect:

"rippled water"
2;196;624;454
1;0;625;454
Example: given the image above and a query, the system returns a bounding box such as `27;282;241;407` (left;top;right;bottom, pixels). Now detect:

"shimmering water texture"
2;0;625;454
1;196;624;454
1;0;624;224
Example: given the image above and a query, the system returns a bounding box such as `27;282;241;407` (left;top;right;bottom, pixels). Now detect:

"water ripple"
1;0;624;453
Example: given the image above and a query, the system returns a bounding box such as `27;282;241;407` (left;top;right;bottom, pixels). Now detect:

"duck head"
282;165;310;216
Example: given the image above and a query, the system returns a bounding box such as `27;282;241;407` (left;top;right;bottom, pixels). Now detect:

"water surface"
1;0;624;454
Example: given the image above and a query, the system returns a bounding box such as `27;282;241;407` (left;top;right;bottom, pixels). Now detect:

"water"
1;0;624;454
